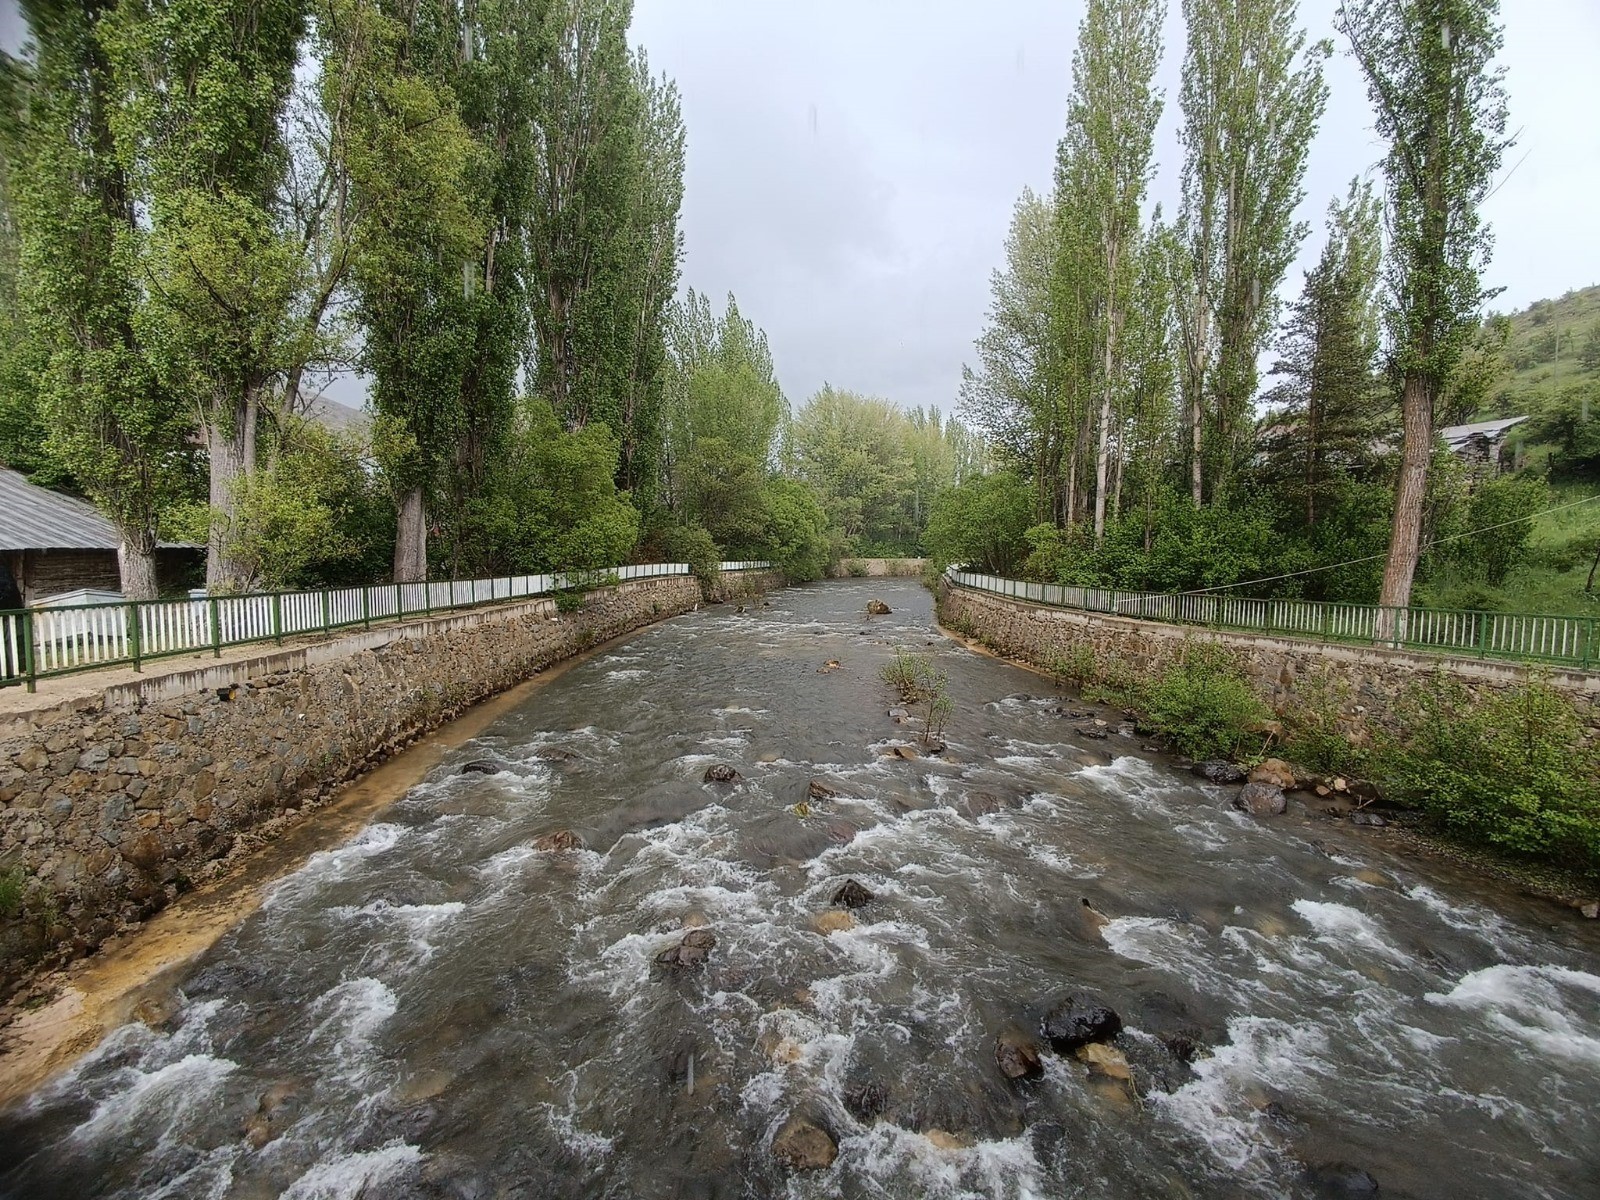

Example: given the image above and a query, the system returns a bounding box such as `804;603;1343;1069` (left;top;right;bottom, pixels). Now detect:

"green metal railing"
945;568;1600;670
0;561;770;692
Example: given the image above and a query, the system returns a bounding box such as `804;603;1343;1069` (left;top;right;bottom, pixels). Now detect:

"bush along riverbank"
942;605;1600;912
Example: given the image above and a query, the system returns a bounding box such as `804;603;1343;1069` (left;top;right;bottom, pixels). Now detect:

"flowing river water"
1;580;1597;1200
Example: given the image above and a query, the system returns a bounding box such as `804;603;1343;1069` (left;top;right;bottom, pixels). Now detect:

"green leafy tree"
10;0;197;597
1261;179;1388;527
923;472;1034;574
1059;0;1165;543
1174;0;1329;505
1335;0;1512;613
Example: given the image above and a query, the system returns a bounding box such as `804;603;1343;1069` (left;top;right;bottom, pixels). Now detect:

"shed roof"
0;468;197;552
1437;416;1528;447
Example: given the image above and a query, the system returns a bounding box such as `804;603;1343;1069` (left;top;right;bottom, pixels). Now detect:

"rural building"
0;468;201;608
1436;416;1529;469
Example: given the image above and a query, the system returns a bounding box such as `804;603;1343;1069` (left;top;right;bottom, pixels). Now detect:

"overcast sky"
631;0;1600;416
2;1;1594;419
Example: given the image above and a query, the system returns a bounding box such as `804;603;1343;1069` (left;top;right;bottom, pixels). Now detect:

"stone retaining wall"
0;575;706;980
708;568;786;603
938;580;1600;745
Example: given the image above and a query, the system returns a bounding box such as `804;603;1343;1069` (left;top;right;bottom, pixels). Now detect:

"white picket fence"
945;568;1600;669
0;560;773;690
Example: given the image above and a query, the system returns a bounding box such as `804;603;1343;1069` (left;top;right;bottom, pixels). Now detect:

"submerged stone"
771;1114;838;1171
533;829;585;852
842;1081;890;1123
656;928;717;970
703;764;742;784
460;760;500;776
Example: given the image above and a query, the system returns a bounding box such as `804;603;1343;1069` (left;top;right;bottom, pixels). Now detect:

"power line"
1179;491;1600;596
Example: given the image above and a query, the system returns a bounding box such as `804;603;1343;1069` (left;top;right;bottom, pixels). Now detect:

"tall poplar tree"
1059;0;1165;543
342;0;485;582
11;0;194;597
1174;0;1328;505
103;0;307;591
1336;0;1510;614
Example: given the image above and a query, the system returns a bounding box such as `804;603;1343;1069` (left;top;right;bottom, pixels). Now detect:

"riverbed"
1;580;1596;1199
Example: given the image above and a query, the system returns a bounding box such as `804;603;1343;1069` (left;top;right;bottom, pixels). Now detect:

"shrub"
923;472;1033;573
659;523;721;594
0;867;24;920
1122;643;1271;760
1281;674;1369;778
553;589;586;615
881;650;955;745
1376;675;1600;875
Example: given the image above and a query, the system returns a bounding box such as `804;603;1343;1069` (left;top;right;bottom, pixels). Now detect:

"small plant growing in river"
881;649;955;746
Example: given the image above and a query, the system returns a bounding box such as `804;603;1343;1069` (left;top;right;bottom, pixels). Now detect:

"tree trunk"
117;528;160;601
1377;369;1432;639
394;485;428;583
1189;390;1204;506
204;394;258;593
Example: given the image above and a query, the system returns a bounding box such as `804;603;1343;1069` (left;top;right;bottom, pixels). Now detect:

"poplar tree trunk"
204;394;258;593
394;486;428;583
117;529;160;601
1378;370;1432;639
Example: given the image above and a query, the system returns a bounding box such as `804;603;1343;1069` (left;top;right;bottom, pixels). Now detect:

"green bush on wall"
1378;675;1600;876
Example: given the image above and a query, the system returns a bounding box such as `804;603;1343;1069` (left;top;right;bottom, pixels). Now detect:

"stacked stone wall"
0;576;705;975
938;581;1600;745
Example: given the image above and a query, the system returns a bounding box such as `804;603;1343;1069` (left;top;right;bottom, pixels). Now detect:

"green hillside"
1420;286;1600;618
1484;284;1600;477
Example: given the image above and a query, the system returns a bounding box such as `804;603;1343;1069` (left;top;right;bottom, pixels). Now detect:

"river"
1;580;1597;1199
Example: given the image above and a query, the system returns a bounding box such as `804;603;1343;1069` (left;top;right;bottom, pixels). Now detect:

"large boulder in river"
1042;997;1122;1052
772;1114;838;1171
1192;760;1247;784
460;759;500;776
832;879;875;909
703;764;742;784
807;779;841;801
1249;758;1297;790
1303;1162;1380;1195
866;599;892;615
1234;782;1288;816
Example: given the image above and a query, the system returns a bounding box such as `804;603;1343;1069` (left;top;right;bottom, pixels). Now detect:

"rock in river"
832;879;875;909
656;928;716;970
703;764;742;784
807;779;841;801
1192;760;1247;784
460;760;500;776
1042;997;1122;1052
866;599;892;615
1234;782;1288;816
533;829;585;852
1350;810;1387;827
772;1114;838;1171
995;1032;1044;1081
1249;757;1297;790
814;910;855;935
843;1081;889;1122
1303;1161;1380;1195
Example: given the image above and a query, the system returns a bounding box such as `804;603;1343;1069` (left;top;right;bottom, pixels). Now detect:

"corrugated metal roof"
1438;416;1529;445
0;468;198;552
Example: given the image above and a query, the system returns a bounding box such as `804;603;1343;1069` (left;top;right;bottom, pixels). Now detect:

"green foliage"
475;398;641;575
881;649;955;745
658;522;720;590
1281;673;1369;777
0;865;23;919
553;588;586;615
1377;676;1600;875
924;472;1033;573
759;478;833;582
1112;642;1271;760
1459;475;1546;587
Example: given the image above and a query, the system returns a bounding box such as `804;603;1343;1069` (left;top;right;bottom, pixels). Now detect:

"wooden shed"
0;468;201;608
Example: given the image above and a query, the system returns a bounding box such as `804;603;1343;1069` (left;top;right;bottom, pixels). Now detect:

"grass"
1420;482;1600;618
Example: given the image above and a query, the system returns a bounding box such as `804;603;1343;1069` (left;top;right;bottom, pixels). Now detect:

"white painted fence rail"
944;568;1600;670
0;560;778;691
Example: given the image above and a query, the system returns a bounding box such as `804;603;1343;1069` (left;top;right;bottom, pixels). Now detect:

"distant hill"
1480;284;1600;477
